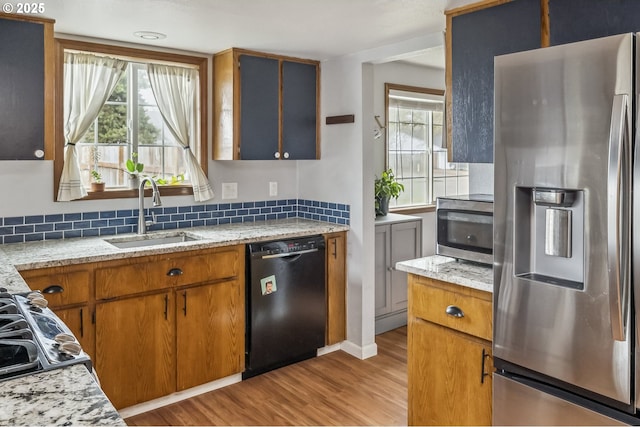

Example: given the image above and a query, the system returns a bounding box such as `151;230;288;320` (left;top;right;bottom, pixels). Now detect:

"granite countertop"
395;255;493;293
374;212;422;225
0;365;124;426
1;218;349;272
0;218;348;426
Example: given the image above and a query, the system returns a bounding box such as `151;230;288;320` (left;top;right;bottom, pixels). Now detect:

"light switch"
269;182;278;197
221;182;238;200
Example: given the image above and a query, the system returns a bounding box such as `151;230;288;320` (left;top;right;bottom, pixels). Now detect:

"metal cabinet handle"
274;152;281;159
79;308;84;338
164;294;169;320
43;285;64;294
480;348;490;384
445;305;464;318
332;239;337;259
183;291;187;316
167;268;183;277
283;152;290;159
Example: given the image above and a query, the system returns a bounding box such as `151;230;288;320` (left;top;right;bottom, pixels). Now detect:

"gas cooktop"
0;288;91;382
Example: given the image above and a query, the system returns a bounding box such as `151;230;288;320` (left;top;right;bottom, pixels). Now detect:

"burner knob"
54;333;76;344
30;297;48;309
59;341;82;356
26;291;43;301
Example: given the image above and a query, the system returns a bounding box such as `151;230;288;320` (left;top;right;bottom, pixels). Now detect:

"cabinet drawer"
96;261;172;300
166;248;240;288
410;278;492;341
22;270;90;307
96;247;242;299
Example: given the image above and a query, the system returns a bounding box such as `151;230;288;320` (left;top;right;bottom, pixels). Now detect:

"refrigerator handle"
607;93;630;342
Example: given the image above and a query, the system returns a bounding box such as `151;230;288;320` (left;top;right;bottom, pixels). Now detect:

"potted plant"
125;152;144;188
90;170;105;192
375;168;404;216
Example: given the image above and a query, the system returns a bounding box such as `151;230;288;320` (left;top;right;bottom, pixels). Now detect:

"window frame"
384;83;444;214
54;38;208;200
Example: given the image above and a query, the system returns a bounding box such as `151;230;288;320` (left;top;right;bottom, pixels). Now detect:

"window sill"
81;185;193;200
389;205;436;215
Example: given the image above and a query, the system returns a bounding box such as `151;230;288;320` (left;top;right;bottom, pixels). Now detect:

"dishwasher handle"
260;248;319;259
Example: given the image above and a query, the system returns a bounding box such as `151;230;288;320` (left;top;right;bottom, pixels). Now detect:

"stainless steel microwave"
436;194;493;265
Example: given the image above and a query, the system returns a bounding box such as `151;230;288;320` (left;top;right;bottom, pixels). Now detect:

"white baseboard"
340;340;378;360
317;342;342;356
118;373;243;419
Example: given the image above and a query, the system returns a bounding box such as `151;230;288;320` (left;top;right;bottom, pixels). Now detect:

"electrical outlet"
221;182;238;200
269;182;278;197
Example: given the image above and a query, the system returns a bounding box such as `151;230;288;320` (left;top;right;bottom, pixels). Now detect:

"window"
385;83;468;210
77;62;186;188
54;39;208;200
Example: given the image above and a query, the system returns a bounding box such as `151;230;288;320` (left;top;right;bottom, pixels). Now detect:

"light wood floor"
125;327;407;426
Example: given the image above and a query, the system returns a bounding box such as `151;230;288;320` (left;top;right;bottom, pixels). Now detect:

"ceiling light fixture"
134;31;167;41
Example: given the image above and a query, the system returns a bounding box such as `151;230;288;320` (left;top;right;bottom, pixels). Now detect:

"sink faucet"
137;177;163;234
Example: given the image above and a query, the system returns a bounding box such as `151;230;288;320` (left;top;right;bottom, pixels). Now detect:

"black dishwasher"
244;235;326;379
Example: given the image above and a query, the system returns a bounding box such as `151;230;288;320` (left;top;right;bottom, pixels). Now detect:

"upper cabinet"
445;0;541;163
548;0;640;46
213;48;320;160
446;0;640;164
0;13;54;160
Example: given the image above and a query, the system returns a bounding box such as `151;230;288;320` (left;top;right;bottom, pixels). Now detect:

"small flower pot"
91;182;105;192
376;196;390;216
129;175;140;189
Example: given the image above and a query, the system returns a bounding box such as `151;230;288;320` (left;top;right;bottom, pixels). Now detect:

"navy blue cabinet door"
282;61;317;160
549;0;640;46
451;0;540;163
239;55;279;160
0;18;44;160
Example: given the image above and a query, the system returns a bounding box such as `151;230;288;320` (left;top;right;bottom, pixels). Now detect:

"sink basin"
105;232;199;249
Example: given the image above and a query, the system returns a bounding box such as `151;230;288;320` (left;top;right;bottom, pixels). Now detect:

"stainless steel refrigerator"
493;33;640;425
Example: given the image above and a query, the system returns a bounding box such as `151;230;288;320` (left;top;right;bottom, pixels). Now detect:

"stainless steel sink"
104;232;199;249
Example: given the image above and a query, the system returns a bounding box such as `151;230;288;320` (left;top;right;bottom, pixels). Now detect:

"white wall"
0;159;300;218
298;33;444;359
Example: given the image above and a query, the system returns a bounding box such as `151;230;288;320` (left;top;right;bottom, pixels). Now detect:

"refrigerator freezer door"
493;374;628;426
494;33;633;405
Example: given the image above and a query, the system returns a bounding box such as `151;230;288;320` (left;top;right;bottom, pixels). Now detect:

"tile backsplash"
0;199;350;244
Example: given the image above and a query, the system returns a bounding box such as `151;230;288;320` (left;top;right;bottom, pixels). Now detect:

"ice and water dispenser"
514;187;584;289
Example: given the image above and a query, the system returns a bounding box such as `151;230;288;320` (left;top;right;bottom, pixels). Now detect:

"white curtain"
147;64;214;202
57;52;127;201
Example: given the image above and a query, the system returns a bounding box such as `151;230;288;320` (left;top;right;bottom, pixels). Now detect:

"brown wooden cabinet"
176;278;244;391
96;292;176;409
93;245;245;409
407;273;492;426
325;231;346;345
20;265;95;357
213;48;320;160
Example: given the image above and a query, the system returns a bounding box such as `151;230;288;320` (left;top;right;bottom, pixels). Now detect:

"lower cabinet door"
326;233;346;345
95;293;176;409
176;280;244;391
54;305;94;359
408;317;492;426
